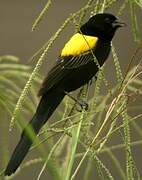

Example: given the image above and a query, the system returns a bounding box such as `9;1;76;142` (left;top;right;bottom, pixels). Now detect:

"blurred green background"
0;0;142;179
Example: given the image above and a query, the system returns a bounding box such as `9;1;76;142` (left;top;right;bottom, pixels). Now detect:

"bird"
5;13;124;176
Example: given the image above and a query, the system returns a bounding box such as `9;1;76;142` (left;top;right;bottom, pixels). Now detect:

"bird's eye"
105;17;110;23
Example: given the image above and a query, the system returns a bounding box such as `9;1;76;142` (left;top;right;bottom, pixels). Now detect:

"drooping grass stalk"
117;0;129;16
129;0;140;42
122;110;134;180
112;44;134;179
37;134;65;180
93;155;114;180
105;148;126;180
112;45;123;84
83;157;94;180
32;0;52;31
65;111;86;180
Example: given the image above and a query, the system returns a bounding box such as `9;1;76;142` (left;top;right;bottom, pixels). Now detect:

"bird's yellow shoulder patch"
61;33;98;57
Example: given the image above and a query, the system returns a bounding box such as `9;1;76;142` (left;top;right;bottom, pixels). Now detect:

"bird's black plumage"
5;13;123;176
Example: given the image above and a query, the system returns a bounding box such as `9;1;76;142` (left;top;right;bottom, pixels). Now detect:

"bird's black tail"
5;89;65;176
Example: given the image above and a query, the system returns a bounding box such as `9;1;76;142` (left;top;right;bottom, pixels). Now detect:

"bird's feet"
64;91;89;111
77;99;89;111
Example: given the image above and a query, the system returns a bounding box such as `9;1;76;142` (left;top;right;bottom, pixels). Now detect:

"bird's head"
80;13;125;41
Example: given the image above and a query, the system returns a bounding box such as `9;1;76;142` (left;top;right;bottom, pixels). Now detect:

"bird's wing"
38;51;96;96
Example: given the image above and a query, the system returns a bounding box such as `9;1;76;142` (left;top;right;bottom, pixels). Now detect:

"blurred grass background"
0;0;142;179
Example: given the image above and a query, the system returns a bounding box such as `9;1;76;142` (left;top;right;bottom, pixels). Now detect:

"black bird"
5;13;123;176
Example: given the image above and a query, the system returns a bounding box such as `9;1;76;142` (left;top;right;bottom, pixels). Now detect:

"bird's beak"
112;20;126;28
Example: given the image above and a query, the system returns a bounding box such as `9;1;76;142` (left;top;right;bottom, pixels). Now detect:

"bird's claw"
80;100;89;111
76;100;89;112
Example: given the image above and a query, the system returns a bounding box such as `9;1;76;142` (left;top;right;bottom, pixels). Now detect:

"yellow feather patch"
61;33;98;57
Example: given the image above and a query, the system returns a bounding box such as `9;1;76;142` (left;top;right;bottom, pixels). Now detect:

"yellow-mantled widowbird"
5;13;124;176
